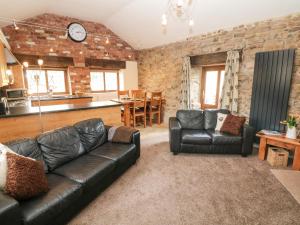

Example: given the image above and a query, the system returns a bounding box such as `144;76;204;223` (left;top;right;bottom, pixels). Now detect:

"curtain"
180;56;191;109
220;50;240;113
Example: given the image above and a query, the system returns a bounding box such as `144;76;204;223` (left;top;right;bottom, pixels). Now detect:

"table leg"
292;146;300;170
258;137;267;160
124;104;131;127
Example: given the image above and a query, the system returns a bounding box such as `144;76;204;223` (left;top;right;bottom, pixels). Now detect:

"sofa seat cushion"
53;155;115;188
207;130;242;145
181;130;212;145
89;142;136;164
19;174;82;225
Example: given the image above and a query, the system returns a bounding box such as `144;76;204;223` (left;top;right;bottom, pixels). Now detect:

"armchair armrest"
169;117;182;154
242;124;255;156
131;131;140;159
0;191;21;225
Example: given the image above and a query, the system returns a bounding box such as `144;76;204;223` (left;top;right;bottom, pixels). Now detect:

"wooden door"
201;66;225;109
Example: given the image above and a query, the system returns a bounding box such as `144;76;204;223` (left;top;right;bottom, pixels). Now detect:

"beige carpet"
69;127;300;225
271;169;300;204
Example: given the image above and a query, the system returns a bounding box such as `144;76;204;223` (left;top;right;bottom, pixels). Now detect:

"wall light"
23;61;29;68
13;21;19;30
37;59;44;66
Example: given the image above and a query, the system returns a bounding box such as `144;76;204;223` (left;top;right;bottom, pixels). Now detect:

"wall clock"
67;22;87;42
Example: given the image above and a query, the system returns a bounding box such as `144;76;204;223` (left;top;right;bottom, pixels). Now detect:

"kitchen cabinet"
9;65;25;88
0;42;9;87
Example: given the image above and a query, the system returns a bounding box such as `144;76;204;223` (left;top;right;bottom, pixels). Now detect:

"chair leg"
133;116;136;128
144;115;146;128
149;112;152;127
158;112;161;125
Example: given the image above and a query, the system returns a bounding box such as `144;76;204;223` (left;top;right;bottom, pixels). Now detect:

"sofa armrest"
131;131;140;159
242;124;255;156
169;117;182;153
105;125;140;160
0;191;21;225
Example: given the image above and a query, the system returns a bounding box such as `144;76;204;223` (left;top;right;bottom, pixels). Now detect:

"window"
90;71;120;92
201;66;225;109
26;69;68;94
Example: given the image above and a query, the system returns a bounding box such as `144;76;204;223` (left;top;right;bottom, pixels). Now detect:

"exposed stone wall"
138;13;300;122
2;13;136;93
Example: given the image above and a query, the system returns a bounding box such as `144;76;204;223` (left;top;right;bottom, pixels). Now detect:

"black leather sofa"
169;109;254;156
0;118;140;225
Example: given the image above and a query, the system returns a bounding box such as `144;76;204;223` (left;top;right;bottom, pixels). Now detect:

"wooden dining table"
111;98;165;127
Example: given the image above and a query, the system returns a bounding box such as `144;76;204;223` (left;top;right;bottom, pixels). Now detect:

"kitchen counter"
30;95;93;101
30;95;93;106
0;101;121;118
0;101;122;142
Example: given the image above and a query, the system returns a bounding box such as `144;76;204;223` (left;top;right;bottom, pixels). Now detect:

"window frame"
200;65;225;109
89;69;120;93
24;67;69;96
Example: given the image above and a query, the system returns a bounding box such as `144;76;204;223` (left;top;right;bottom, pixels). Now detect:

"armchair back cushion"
37;126;85;171
74;118;106;152
204;109;230;130
176;110;204;130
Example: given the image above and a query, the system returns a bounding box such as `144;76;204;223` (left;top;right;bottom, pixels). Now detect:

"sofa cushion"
89;142;136;165
5;152;48;201
53;155;115;189
207;130;242;145
37;126;85;171
19;174;82;225
204;109;230;130
74;118;106;152
220;114;246;136
176;110;204;129
181;130;212;145
6;138;48;172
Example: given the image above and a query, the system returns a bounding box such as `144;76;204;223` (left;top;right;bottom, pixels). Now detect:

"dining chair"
117;90;129;123
147;91;162;126
131;89;143;98
117;90;129;99
131;90;147;128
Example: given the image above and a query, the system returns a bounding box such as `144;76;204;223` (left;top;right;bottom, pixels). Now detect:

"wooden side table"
256;133;300;170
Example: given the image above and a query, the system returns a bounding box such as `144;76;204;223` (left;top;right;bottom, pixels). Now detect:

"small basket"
267;147;289;167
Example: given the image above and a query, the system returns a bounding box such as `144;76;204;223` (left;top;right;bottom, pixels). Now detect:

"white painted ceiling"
0;0;300;49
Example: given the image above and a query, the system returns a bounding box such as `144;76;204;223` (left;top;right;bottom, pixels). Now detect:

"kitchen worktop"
0;101;121;118
30;95;93;101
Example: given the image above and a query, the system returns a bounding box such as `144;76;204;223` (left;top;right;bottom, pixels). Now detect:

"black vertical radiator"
249;49;295;134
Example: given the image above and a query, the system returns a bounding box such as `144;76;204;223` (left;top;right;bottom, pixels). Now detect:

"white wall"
120;61;138;90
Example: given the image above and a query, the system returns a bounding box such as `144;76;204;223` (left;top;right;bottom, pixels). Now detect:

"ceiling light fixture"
162;0;196;33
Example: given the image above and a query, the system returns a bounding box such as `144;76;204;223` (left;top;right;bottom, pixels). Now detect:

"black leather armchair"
169;109;255;156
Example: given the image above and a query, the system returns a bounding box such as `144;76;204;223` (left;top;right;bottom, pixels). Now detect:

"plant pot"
286;126;297;139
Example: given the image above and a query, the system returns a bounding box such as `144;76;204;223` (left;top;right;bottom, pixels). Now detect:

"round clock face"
67;22;87;42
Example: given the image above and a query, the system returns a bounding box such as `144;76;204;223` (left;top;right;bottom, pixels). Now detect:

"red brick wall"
2;13;137;93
